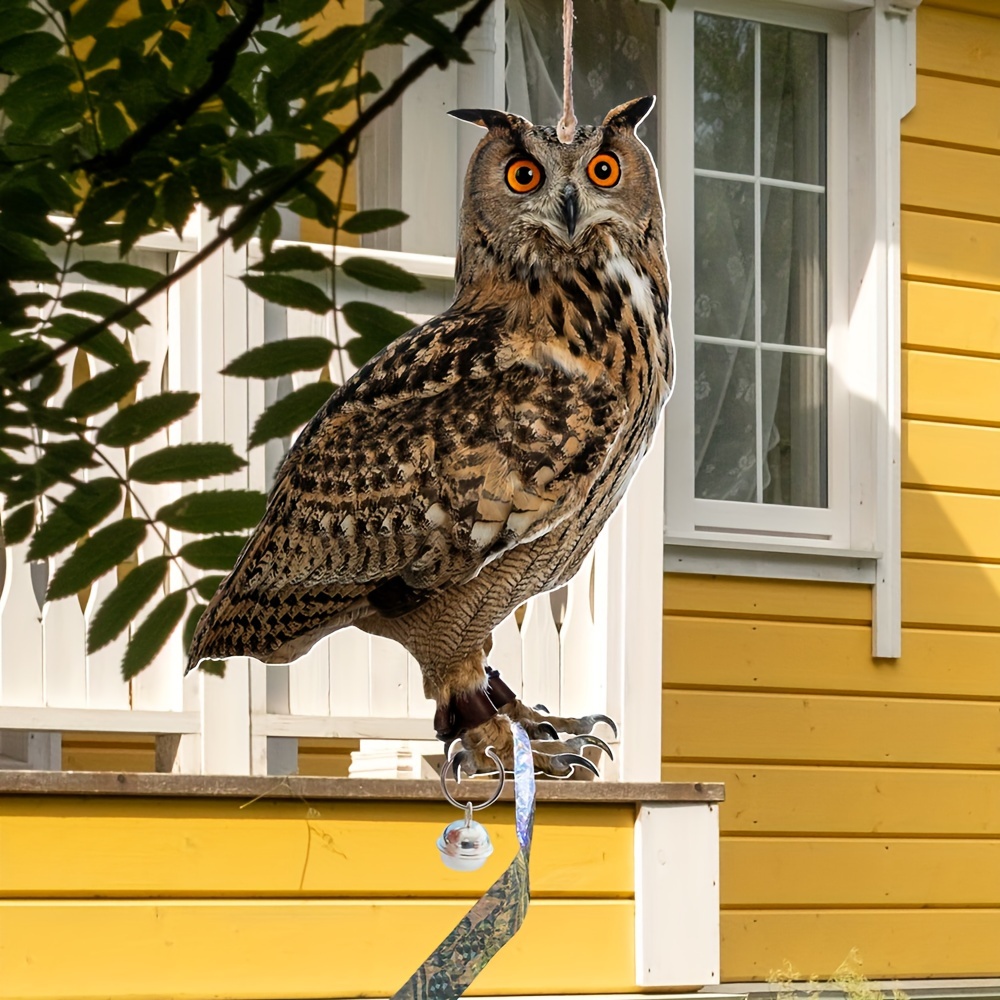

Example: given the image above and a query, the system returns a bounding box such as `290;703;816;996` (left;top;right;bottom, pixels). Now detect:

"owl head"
449;96;662;289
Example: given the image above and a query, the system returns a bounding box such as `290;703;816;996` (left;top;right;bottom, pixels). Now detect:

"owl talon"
567;733;613;760
537;751;600;779
587;714;618;738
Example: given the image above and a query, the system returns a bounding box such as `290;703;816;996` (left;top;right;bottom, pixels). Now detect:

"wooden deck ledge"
0;770;723;804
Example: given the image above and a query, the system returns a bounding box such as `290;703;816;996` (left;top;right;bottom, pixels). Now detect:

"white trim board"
665;544;877;583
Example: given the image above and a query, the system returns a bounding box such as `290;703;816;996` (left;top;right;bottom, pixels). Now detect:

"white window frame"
358;0;918;658
657;0;920;656
662;0;854;549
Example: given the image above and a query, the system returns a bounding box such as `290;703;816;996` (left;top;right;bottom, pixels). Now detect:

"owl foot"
483;666;618;740
446;715;611;780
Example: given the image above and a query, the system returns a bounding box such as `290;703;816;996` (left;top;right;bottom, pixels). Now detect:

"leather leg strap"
434;667;518;742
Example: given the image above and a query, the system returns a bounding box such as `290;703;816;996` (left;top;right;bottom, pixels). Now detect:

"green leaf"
0;230;59;282
2;503;35;546
341;209;408;235
129;443;247;484
0;32;62;74
178;534;247;571
62;361;149;417
69;261;162;290
46;314;132;367
46;518;147;601
340;256;423;293
219;85;256;131
221;337;334;379
67;0;127;39
341;301;413;360
96;101;130;148
194;574;225;601
28;479;122;560
259;207;281;254
121;591;187;680
120;186;157;254
0;65;77;125
156;490;267;533
250;246;331;273
241;274;332;315
0;7;46;46
275;0;329;27
87;555;169;654
96;392;199;448
61;290;147;332
161;174;195;237
182;602;207;652
248;380;333;448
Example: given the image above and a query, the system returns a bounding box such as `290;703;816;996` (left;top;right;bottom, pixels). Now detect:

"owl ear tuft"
602;96;656;133
448;108;528;131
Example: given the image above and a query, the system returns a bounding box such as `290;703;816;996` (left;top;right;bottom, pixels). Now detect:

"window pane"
695;343;758;502
760;24;826;186
695;177;755;341
760;188;826;348
694;13;755;175
505;0;660;156
762;351;828;507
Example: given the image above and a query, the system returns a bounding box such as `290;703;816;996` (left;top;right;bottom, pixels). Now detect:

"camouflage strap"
391;722;536;1000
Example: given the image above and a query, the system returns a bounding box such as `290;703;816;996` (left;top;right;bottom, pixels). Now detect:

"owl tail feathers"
184;583;372;675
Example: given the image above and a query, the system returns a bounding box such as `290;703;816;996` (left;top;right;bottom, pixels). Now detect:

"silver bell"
437;803;494;872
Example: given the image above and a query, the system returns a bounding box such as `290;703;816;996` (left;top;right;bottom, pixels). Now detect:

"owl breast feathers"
187;95;673;695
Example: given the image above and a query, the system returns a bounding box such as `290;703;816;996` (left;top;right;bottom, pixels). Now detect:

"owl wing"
227;307;625;613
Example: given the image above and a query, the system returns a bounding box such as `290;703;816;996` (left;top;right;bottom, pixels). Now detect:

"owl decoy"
187;96;674;777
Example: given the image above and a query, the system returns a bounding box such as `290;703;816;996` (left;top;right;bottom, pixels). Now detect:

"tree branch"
12;0;495;384
77;0;268;177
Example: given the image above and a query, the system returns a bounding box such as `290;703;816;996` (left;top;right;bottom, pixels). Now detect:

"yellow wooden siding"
903;350;1000;425
663;764;1000;836
903;281;1000;357
0;797;636;998
722;911;1000;982
902;211;1000;290
903;419;1000;490
666;31;1000;970
901;142;1000;221
665;618;1000;699
902;490;1000;560
723;837;1000;907
0;798;632;899
0;898;635;1000
917;5;1000;84
664;690;1000;768
903;74;1000;154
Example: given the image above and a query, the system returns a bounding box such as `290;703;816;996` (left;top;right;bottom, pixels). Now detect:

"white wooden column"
616;423;667;782
635;801;720;987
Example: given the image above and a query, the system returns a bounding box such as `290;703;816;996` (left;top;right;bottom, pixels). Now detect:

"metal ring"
439;746;505;811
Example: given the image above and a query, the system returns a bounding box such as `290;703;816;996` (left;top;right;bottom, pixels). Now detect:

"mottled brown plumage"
188;96;673;775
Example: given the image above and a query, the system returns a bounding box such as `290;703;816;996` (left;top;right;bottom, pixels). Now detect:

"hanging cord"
556;0;576;143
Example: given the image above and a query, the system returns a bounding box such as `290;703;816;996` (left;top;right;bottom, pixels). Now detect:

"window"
662;0;866;553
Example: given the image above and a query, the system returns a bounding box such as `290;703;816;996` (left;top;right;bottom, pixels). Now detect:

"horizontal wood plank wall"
0;796;637;999
662;3;1000;983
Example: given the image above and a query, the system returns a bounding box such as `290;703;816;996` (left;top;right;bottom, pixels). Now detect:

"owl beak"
561;183;580;239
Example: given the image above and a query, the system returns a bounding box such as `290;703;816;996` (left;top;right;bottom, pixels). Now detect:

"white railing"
0;216;664;778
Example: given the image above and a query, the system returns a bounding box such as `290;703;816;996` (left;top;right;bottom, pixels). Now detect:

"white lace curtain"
692;15;827;508
505;0;659;153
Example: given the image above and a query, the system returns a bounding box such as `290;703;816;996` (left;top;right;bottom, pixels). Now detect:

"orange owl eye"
506;158;543;193
587;152;621;188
